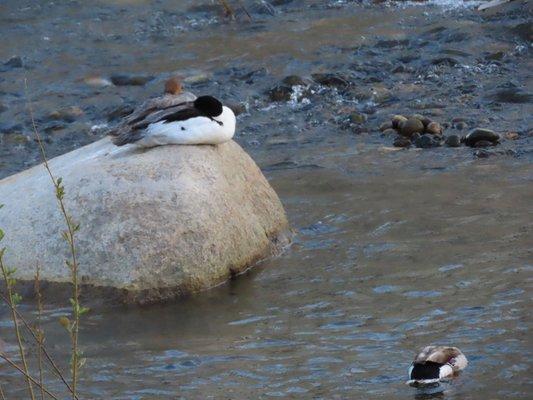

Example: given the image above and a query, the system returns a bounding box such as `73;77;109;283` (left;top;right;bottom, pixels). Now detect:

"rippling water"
1;0;532;398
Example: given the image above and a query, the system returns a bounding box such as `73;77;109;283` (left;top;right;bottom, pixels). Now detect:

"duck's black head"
194;96;223;117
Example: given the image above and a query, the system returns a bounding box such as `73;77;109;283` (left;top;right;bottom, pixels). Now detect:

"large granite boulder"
0;138;289;304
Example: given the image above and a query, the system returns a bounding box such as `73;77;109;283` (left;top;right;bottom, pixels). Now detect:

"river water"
1;0;532;399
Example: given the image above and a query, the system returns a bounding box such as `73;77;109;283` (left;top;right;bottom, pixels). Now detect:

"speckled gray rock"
0;138;290;304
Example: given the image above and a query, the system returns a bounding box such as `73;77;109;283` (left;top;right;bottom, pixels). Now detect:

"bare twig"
0;293;78;399
24;78;84;399
237;0;253;21
0;384;6;400
0;354;60;400
34;268;45;400
218;0;235;18
0;253;35;400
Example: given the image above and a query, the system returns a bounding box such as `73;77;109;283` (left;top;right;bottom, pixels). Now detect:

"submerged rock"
311;73;350;87
414;134;441;148
445;135;461;147
0;139;290;304
268;85;292;102
464;128;500;147
110;74;154;86
393;135;411;148
3;56;23;69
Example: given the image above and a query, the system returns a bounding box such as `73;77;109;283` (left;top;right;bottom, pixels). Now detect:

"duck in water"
407;346;468;389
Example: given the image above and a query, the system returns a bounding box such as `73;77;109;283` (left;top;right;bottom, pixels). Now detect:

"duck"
407;346;468;387
108;77;236;147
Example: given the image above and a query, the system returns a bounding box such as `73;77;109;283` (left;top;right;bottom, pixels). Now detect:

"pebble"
268;85;292;102
464;128;500;147
311;73;350;87
110;74;154;86
183;74;211;85
4;56;23;68
505;132;519;140
425;121;443;135
379;121;393;131
0;102;7;113
84;76;113;88
454;121;468;130
393;136;411;148
445;134;461;147
414;134;441;148
382;128;397;136
400;118;425;137
411;114;431;127
392;115;407;129
48;106;84;122
282;75;307;86
349;112;368;124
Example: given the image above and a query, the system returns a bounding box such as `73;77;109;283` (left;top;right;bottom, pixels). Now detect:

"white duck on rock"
108;78;236;147
407;346;468;387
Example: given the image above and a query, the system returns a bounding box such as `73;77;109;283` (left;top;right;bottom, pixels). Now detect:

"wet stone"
411;114;431;127
311;73;350;87
489;89;532;104
431;57;459;67
473;140;495;148
400;118;425;137
393;135;411;148
382;128;397;136
464;128;500;147
414;134;441;148
445;135;461;147
392;115;407;129
349;112;368;124
48;106;84;123
184;74;211;85
84;76;113;87
282;75;307;86
379;121;393;131
426;121;442;135
4;56;23;69
454;121;468;130
110;74;154;86
267;85;292;102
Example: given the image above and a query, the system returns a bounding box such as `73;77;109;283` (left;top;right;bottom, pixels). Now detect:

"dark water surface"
1;0;532;399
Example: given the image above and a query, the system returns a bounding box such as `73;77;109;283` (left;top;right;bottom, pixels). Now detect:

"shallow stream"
1;0;532;398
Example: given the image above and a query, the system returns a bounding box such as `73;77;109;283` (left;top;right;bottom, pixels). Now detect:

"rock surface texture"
0;138;290;304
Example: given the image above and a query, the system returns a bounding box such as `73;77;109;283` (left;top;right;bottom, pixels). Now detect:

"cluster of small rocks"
380;114;501;150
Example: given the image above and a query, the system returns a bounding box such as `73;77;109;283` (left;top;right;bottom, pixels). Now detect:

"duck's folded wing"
108;92;197;146
110;102;201;146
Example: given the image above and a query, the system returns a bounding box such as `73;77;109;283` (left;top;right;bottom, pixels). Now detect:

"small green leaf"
0;228;4;241
59;316;71;331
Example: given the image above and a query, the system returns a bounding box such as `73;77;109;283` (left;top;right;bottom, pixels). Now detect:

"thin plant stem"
0;293;78;399
24;78;82;399
237;0;253;21
0;354;60;400
0;256;36;400
35;268;45;400
218;0;235;18
0;384;6;400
